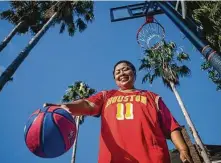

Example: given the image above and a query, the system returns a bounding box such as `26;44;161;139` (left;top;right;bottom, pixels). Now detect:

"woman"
44;60;191;163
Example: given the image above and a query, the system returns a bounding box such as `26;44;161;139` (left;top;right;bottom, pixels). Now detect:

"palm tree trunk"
0;11;58;92
0;21;25;53
170;82;211;163
180;126;202;163
71;116;80;163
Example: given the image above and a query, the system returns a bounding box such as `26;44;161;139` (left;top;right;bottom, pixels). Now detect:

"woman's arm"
171;130;192;163
43;91;105;116
156;97;192;162
44;99;95;116
171;130;188;151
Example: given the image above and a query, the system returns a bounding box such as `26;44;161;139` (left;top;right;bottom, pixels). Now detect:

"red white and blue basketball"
24;106;77;158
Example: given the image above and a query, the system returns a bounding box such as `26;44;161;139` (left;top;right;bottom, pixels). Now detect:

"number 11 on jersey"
116;103;134;120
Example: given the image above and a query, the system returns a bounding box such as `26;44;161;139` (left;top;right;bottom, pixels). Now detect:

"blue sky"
0;1;220;163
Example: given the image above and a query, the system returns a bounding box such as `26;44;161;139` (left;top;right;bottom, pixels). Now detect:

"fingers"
180;151;192;163
184;155;192;163
43;103;51;107
182;159;189;163
181;157;190;163
42;103;71;114
43;103;48;108
43;103;60;108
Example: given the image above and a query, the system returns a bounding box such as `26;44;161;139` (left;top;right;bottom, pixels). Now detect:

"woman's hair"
113;60;136;79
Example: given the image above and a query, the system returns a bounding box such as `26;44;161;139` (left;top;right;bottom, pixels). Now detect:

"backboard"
110;2;164;22
110;1;189;22
110;1;201;38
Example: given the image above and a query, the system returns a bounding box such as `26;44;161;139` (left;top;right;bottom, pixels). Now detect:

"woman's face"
114;62;135;90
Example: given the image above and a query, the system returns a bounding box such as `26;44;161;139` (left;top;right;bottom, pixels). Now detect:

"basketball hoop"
137;16;165;51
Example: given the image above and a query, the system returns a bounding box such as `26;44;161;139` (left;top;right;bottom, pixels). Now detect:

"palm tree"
186;1;221;92
201;61;221;91
0;1;50;52
62;81;96;163
172;1;221;91
0;1;94;92
139;41;211;162
186;1;221;52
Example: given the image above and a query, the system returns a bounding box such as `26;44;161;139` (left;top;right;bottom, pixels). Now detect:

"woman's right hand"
43;103;72;114
43;103;61;108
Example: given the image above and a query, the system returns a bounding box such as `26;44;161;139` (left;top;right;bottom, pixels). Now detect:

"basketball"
24;106;77;158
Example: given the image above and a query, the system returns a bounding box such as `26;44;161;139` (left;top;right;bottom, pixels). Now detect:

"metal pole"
157;1;221;76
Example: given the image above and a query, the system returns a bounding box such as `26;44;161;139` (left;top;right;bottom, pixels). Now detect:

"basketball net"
137;16;165;53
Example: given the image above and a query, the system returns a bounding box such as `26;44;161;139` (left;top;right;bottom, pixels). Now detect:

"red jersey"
86;90;180;163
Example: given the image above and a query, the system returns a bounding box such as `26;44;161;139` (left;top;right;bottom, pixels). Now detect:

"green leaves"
61;81;96;124
139;41;191;90
0;10;14;22
142;73;158;85
201;60;221;91
59;22;65;34
76;18;87;32
62;81;96;102
178;65;191;77
57;1;94;36
177;52;190;62
186;1;221;91
0;1;52;35
201;61;210;70
0;1;94;36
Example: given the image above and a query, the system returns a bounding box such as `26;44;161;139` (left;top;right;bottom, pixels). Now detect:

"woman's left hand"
180;150;192;163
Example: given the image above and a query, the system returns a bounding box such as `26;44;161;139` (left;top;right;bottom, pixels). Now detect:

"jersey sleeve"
85;91;105;116
157;97;180;138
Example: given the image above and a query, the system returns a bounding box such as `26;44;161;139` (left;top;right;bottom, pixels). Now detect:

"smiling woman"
113;60;136;91
44;60;192;163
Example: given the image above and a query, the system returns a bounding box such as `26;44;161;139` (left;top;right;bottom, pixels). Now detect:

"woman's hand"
180;150;192;163
43;103;61;108
43;103;72;114
171;130;193;163
43;99;95;116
